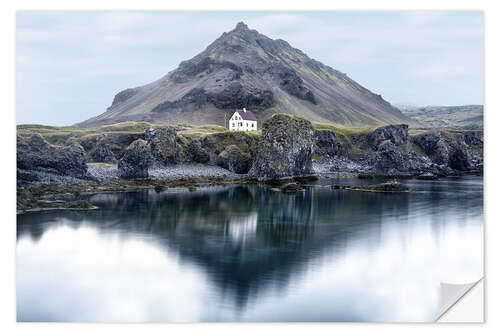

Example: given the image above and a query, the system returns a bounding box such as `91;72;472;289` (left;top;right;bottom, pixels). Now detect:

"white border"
2;0;498;331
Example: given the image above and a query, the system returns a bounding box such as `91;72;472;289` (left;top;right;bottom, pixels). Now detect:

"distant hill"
77;22;416;128
401;105;483;129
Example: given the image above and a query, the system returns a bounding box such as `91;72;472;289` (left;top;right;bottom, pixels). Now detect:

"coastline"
16;162;482;215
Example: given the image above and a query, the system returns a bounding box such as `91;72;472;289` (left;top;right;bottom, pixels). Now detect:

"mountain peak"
78;22;415;128
234;21;249;31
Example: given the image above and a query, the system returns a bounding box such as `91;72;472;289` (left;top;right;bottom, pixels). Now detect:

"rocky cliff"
77;22;415;128
17;118;483;186
249;114;314;178
17;133;88;187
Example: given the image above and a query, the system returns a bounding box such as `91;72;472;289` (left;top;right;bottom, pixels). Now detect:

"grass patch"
312;122;376;136
178;124;228;139
312;153;324;162
411;143;426;156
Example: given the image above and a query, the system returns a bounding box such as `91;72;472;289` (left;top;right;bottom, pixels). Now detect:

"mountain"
401;105;483;129
78;22;416;128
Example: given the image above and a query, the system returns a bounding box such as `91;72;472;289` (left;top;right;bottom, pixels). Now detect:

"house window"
252;123;254;128
232;123;235;127
246;123;248;127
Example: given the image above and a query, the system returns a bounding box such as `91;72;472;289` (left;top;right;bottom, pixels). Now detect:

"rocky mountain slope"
78;22;416;128
401;105;483;129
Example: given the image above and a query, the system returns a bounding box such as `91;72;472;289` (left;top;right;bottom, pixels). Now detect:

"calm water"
16;176;483;322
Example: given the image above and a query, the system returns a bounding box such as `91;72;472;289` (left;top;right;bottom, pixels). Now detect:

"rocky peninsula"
17;114;483;213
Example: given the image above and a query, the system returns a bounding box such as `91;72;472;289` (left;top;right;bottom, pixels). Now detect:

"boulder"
249;114;315;179
216;145;252;174
417;172;438;180
118;139;152;179
280;182;305;193
145;126;179;165
17;133;88;178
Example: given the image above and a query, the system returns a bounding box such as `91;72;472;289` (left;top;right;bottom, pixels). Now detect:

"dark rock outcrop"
373;141;434;173
277;66;316;104
200;131;258;164
17;133;88;178
118;139;152;179
216;145;252;174
109;88;139;109
314;130;348;157
280;182;306;193
249;114;314;178
89;134;114;163
145;126;179;165
79;132;144;161
463;131;483;146
368;124;409;149
412;131;472;171
184;140;210;164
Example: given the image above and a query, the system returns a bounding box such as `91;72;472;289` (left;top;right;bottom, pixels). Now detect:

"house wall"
229;112;257;131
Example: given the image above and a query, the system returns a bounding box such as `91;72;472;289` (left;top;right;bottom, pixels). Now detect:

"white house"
228;108;258;131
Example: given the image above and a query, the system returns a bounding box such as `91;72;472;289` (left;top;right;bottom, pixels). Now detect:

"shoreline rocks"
333;181;409;193
16;119;483;190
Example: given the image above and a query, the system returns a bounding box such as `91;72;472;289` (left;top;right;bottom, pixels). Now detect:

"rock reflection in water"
16;177;483;322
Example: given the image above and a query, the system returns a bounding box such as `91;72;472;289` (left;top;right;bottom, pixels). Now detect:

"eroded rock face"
118;139;151;179
374;142;434;173
89;134;114;163
369;124;409;149
412;131;472;171
216;145;252;174
464;131;483;146
145;126;179;165
314;130;348;157
17;133;88;178
200;131;258;164
249;114;314;178
79;132;144;161
185;140;210;164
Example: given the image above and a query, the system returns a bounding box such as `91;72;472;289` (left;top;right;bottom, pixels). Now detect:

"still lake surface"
16;175;483;322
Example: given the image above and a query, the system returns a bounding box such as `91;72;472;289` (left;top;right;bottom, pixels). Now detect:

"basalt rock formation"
216;145;252;174
16;119;483;188
117;139;152;179
78;22;415;128
89;134;114;163
17;133;88;186
249;114;315;179
145;126;179;165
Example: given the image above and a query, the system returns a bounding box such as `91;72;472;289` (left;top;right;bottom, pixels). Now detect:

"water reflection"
17;177;483;322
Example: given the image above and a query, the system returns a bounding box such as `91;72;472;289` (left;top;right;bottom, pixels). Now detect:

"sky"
16;11;484;126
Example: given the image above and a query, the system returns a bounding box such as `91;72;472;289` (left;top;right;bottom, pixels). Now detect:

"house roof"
235;109;257;121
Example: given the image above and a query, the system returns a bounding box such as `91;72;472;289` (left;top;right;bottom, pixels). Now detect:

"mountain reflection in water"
16;176;483;322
